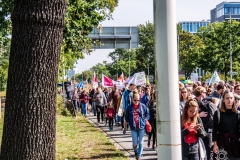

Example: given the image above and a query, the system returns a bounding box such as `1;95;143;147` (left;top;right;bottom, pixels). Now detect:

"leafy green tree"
107;49;137;79
0;0;66;159
135;22;154;76
91;61;111;81
197;21;240;80
0;0;119;81
0;31;10;90
178;30;205;78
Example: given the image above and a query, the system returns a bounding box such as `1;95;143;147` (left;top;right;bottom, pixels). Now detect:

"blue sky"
75;0;239;73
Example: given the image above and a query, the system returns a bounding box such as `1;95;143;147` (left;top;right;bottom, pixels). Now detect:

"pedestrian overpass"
88;26;138;49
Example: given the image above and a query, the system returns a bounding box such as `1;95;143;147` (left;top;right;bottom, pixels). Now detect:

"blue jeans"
81;103;87;116
130;129;145;158
77;101;81;112
92;102;96;116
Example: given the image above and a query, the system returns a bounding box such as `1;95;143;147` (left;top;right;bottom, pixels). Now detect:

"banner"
208;71;220;84
125;72;146;86
190;73;198;82
92;71;98;89
102;74;114;87
135;72;146;86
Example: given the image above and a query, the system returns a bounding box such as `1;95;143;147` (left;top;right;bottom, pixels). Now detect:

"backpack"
217;110;240;132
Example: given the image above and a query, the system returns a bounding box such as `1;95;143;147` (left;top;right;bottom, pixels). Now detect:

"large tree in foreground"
0;0;66;159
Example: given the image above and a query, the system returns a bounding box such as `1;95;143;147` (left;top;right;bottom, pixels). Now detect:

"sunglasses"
181;92;187;93
133;99;140;102
225;90;233;93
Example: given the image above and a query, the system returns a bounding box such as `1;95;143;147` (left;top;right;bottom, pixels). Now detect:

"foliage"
135;22;154;76
59;0;119;78
0;0;119;83
0;32;11;91
197;20;240;80
178;30;205;78
107;49;137;79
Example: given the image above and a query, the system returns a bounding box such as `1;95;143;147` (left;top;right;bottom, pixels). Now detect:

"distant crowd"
60;79;240;160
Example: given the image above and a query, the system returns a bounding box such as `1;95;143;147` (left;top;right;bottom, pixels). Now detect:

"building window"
225;7;229;15
238;7;240;15
229;7;233;14
234;7;238;15
189;23;193;32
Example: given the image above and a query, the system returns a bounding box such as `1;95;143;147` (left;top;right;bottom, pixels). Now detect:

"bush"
56;94;72;117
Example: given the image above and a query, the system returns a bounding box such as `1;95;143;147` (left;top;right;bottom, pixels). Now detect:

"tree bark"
0;0;66;159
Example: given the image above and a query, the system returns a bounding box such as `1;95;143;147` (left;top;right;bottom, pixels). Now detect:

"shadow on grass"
66;152;127;160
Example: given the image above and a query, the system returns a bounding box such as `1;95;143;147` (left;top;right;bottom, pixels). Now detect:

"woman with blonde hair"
181;99;207;160
212;90;240;159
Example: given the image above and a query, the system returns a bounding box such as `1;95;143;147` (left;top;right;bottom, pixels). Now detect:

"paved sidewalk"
86;113;158;160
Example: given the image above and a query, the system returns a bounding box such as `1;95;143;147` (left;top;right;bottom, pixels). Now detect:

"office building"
179;20;210;34
211;1;240;22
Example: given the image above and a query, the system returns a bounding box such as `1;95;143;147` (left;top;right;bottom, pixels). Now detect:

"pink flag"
102;74;114;87
93;71;98;89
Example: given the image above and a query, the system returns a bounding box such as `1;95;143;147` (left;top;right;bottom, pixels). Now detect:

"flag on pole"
77;80;84;89
208;71;220;85
117;72;125;83
93;71;98;89
102;74;114;87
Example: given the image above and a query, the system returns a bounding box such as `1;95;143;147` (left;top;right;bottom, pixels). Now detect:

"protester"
121;83;136;134
212;90;240;159
180;87;192;115
108;84;121;125
141;87;151;107
147;91;157;150
71;88;78;112
193;86;217;160
234;93;240;111
125;92;150;160
93;87;107;124
79;90;89;117
181;99;207;160
106;103;116;131
90;88;96;116
234;84;240;95
206;88;213;97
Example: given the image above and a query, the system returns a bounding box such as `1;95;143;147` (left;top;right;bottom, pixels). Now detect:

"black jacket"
181;117;207;156
196;98;216;129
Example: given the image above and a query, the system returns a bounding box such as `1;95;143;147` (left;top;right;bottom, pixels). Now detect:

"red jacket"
106;108;115;119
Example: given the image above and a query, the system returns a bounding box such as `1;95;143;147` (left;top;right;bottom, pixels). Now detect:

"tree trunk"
0;1;66;159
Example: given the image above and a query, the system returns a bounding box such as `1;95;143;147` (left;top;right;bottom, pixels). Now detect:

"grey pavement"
86;112;158;160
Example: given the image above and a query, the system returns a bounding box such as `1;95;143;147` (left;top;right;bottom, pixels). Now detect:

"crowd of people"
62;81;156;160
180;80;240;160
62;79;240;160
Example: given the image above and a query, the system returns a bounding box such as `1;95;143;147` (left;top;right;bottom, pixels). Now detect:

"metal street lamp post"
230;13;233;81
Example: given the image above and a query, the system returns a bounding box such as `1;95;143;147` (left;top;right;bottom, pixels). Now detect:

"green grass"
56;115;127;160
0;95;128;160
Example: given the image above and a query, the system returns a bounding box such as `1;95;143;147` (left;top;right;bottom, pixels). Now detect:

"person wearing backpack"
212;90;240;160
193;86;217;160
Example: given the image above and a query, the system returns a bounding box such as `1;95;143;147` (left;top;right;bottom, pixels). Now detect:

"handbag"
141;105;152;132
145;120;152;133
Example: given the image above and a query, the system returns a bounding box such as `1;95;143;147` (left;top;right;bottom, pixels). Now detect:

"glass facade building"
179;21;210;34
211;2;240;22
